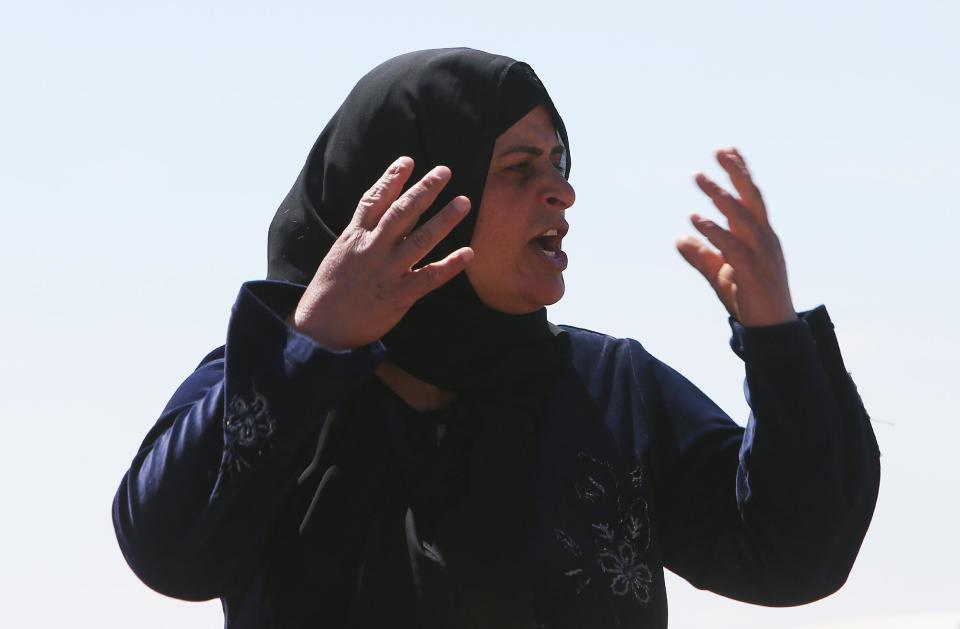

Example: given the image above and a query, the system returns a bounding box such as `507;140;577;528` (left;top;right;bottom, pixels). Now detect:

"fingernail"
391;156;411;173
452;196;470;212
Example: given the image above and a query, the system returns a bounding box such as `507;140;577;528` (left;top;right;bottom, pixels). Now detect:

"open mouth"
532;228;563;258
528;226;569;271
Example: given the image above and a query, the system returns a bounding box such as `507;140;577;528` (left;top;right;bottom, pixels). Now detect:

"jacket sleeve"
112;280;384;601
647;306;880;606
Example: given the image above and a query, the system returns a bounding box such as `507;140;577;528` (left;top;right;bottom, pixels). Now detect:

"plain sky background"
2;1;958;627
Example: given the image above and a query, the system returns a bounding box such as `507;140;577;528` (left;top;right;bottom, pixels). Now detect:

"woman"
113;48;880;628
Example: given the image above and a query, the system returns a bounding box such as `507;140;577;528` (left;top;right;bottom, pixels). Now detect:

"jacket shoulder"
558;323;648;353
557;324;658;379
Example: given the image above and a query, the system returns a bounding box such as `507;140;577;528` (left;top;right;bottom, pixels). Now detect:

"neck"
375;359;457;412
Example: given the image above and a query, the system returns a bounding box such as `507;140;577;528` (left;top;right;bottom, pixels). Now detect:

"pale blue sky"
1;1;958;627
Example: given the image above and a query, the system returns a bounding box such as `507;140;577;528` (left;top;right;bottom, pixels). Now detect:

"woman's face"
466;105;576;314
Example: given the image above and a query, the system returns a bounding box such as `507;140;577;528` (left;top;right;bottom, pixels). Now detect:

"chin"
526;277;566;310
473;276;566;314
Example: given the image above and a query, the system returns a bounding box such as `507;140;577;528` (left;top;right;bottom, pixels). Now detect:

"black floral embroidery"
222;390;275;476
555;453;653;605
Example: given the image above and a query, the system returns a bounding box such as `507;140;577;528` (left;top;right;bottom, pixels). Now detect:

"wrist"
286;304;354;352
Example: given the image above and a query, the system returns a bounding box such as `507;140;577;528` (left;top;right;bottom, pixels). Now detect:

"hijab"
263;48;573;628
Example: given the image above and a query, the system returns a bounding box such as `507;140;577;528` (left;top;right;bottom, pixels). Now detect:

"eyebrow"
496;144;566;159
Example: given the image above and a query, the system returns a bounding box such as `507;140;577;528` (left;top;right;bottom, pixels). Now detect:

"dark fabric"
111;280;881;629
262;48;572;626
262;351;567;628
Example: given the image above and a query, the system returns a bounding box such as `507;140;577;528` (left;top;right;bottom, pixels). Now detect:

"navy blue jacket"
113;281;880;628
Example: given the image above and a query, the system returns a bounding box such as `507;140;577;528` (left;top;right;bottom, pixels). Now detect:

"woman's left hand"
676;147;797;327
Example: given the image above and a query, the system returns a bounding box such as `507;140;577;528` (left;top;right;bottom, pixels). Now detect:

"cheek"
473;222;524;267
470;185;529;262
471;204;509;254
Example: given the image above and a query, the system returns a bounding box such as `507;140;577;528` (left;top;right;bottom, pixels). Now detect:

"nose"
543;170;576;210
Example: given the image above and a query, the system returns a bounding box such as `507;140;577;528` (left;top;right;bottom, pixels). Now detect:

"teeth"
541;249;557;257
541;229;558;237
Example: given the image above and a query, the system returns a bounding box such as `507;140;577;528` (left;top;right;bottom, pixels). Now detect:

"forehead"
494;105;559;147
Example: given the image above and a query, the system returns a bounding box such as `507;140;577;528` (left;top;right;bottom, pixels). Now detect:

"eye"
507;161;533;174
552;150;567;173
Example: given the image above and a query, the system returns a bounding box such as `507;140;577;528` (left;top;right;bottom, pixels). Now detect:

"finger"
676;235;739;318
715;148;767;222
676;234;725;286
395;195;471;266
690;214;753;270
354;156;415;229
376;165;452;241
694;173;762;249
406;246;475;300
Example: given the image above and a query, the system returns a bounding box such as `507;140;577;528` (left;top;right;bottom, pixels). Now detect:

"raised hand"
676;148;797;327
290;156;474;350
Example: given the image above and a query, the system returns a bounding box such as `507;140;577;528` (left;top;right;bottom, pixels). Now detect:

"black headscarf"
263;48;572;628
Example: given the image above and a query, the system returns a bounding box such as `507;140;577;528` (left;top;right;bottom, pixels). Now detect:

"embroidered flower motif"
555;453;653;605
598;541;652;602
222;390;275;476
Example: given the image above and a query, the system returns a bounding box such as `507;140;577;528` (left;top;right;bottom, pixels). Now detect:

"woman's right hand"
289;156;474;351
